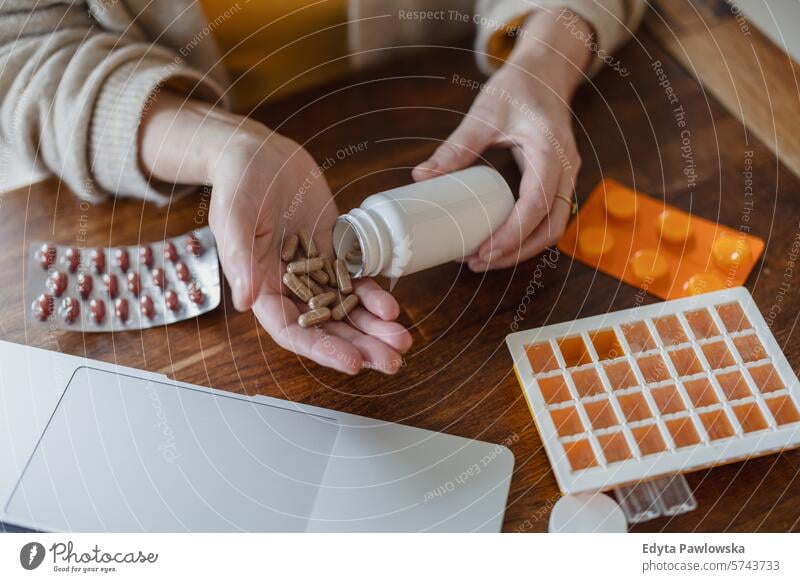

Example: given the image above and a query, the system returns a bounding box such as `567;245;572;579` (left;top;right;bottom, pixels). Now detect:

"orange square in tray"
557;179;764;300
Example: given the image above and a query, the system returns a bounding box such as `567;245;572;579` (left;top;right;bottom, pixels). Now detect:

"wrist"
506;9;593;97
140;91;272;185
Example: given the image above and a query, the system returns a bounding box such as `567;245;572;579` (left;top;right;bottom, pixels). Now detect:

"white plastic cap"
549;493;628;533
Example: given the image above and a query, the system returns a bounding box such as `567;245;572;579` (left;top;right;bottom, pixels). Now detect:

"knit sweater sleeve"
473;0;646;76
0;1;227;204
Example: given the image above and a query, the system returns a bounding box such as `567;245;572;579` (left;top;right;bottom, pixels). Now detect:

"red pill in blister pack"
32;293;53;321
37;244;56;270
188;282;204;304
186;233;203;257
127;272;140;296
77;272;93;300
60;297;80;324
165;290;180;313
64;248;80;273
140;246;154;269
46;271;68;297
115;248;130;272
175;261;191;283
140;294;155;320
90;249;105;274
151;267;166;291
164;241;178;263
103;273;119;299
26;226;220;331
115;297;129;323
90;298;106;324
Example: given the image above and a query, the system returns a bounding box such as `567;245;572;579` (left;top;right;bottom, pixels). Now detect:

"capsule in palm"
331;294;358;321
283;272;313;302
298;307;331;328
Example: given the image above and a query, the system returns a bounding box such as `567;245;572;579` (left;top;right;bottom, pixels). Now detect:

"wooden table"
2;27;799;533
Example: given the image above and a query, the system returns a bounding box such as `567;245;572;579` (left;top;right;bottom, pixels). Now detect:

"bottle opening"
333;216;366;278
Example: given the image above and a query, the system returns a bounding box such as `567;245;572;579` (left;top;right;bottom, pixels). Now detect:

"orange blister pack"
557;179;765;300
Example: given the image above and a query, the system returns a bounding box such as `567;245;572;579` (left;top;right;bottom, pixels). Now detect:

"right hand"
141;94;412;374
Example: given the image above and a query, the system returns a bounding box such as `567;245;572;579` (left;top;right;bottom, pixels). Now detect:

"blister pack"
28;226;220;331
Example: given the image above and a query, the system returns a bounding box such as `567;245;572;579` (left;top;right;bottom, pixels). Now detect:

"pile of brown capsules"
281;229;359;328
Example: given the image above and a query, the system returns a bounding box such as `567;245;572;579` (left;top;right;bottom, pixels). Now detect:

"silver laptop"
0;341;513;532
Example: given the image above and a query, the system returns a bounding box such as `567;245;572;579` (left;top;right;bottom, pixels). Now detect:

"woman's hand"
140;93;411;374
413;9;593;271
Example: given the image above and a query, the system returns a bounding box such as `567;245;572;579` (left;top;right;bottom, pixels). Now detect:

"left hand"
140;93;412;375
412;9;593;271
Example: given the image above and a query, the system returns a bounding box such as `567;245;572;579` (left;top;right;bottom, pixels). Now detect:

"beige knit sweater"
0;0;644;205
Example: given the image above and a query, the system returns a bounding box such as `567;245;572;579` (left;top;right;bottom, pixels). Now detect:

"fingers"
352;278;400;321
469;192;572;271
325;320;405;375
252;293;363;375
475;146;562;264
346;307;413;354
209;188;267;313
412;116;495;181
253;279;412;375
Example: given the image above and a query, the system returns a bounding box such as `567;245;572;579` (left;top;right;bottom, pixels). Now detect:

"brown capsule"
38;244;56;270
60;296;80;324
90;248;105;273
126;271;141;296
321;256;336;283
77;272;93;300
309;291;337;309
140;245;154;269
175;261;191;283
334;259;352;293
345;250;362;262
281;234;299;262
353;239;360;251
115;297;129;322
308;269;329;285
298;307;331;328
301;275;324;296
164;241;178;263
115;248;129;272
103;273;119;299
46;271;68;297
32;293;53;321
298;229;318;258
187;282;204;304
282;272;313;302
331;294;358;321
64;247;80;273
287;257;324;274
151;267;165;290
140;294;155;319
186;233;202;257
165;289;180;312
90;298;106;324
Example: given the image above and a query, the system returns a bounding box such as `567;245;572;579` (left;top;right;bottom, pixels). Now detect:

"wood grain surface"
647;0;800;179
1;27;799;532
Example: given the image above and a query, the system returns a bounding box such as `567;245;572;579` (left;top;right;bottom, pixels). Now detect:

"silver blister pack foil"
26;226;221;331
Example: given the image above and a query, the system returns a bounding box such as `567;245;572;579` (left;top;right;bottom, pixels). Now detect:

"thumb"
210;191;266;312
412;118;494;181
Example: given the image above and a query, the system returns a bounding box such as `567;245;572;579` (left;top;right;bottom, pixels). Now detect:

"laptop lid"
4;367;340;532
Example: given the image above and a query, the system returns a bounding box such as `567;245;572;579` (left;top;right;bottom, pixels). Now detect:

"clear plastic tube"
614;474;696;523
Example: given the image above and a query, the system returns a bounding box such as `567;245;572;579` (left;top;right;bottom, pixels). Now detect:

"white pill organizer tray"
505;287;800;495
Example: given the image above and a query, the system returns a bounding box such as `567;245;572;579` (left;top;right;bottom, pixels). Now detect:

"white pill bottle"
333;166;514;279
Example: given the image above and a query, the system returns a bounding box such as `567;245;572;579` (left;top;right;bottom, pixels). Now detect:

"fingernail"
469;258;487;272
480;247;505;262
416;160;438;172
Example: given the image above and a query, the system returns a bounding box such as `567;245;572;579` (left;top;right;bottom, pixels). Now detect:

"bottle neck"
333;207;390;278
